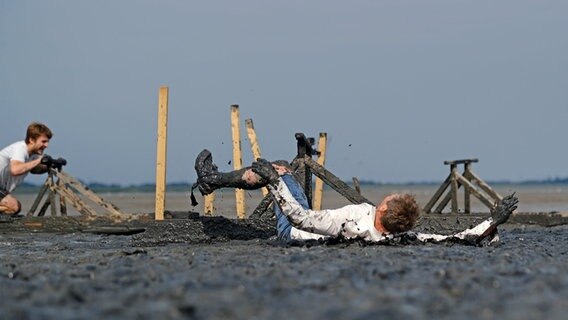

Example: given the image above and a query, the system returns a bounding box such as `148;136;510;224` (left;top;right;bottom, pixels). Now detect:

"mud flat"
0;213;567;320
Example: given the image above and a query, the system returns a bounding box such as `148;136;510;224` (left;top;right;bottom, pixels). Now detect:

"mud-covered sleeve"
268;178;355;237
415;219;493;242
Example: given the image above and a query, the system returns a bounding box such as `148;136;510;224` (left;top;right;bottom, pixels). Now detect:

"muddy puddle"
1;213;567;319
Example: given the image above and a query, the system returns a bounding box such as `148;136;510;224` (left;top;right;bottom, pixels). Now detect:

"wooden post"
204;193;215;216
27;179;51;216
450;164;459;214
48;172;57;216
245;118;268;197
463;162;472;213
313;132;327;210
58;177;67;216
154;86;169;221
231;105;246;219
295;133;314;207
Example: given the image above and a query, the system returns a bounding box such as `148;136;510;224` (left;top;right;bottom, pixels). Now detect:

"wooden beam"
295;133;313;207
154;86;169;221
27;178;51;216
251;194;274;219
455;174;495;208
50;181;98;216
464;163;472;213
466;170;502;201
434;179;462;213
450;164;459;214
304;157;373;205
57;177;67;216
48;172;57;216
422;174;452;213
57;171;123;217
231;105;246;219
245;118;268;197
313;133;327;210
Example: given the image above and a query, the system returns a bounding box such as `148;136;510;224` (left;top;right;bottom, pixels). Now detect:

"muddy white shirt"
0;141;36;192
270;179;387;241
269;178;498;243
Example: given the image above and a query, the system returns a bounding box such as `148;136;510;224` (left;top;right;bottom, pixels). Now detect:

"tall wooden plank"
231;105;246;219
313;132;327;210
245;118;268;197
154;86;169;221
204;193;215;216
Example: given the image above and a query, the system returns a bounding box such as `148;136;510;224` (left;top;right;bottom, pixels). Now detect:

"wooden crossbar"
251;132;372;218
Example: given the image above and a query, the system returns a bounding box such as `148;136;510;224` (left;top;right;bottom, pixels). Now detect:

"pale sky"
1;0;567;185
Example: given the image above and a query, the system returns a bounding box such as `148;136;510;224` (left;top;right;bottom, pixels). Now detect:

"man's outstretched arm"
414;193;519;245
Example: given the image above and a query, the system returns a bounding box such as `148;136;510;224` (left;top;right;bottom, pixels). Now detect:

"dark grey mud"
1;214;567;319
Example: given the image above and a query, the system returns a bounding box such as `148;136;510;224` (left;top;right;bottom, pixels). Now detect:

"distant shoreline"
13;177;568;194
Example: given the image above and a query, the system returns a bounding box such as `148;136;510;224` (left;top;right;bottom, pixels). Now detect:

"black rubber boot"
193;149;268;195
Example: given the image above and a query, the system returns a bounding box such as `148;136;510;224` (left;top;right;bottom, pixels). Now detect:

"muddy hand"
491;193;519;225
251;158;280;187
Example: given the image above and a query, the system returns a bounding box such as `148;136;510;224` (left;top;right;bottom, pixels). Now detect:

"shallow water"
14;183;568;218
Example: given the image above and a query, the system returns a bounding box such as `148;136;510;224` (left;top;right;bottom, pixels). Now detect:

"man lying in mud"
193;149;518;246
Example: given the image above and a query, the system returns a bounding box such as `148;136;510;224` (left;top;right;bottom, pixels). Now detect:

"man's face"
28;134;50;155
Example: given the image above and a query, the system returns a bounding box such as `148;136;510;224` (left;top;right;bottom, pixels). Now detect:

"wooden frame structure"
27;168;124;218
251;133;372;218
423;158;502;214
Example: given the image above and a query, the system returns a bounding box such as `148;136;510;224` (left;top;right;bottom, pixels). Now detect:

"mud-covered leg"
193;149;269;196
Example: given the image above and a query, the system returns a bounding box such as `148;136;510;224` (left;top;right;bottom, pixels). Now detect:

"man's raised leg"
193;149;269;195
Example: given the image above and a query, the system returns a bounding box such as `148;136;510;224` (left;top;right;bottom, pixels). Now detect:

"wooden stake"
245;118;268;197
231;105;246;219
204;193;215;216
154;86;169;221
313;132;327;210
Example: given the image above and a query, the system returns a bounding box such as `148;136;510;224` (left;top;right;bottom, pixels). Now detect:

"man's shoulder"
340;202;376;215
0;141;27;158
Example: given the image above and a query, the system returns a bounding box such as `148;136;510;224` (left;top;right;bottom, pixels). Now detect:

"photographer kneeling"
0;122;54;215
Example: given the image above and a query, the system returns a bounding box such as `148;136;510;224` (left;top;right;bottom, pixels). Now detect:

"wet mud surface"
1;214;567;319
